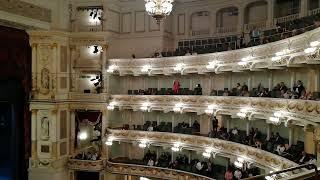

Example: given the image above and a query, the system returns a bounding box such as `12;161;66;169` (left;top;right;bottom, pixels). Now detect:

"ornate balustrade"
274;14;300;24
68;92;109;102
110;95;320;126
244;21;267;31
216;26;238;34
106;161;213;180
107;129;297;171
309;8;320;16
67;158;106;171
108;27;320;76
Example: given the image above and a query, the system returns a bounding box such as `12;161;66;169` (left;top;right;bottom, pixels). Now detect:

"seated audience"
293;80;305;98
225;167;233;180
279;82;288;92
297;151;309;164
185;50;191;56
276;144;286;155
195;161;203;171
234;168;242;179
194;84;202;95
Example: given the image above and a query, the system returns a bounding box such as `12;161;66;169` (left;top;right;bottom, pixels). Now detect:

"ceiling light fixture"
145;0;174;24
107;65;117;73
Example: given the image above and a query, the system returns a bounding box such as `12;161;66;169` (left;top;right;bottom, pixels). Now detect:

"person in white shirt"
276;144;285;155
308;156;316;165
147;159;154;166
231;127;238;135
195;161;203;171
185;50;191;56
234;169;242;179
147;125;153;131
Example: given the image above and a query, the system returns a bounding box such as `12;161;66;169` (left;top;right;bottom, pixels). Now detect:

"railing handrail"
107;129;298;170
106;160;215;180
243;164;318;180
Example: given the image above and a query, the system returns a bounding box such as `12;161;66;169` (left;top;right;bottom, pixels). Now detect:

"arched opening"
190;11;210;36
244;1;268;24
216;7;238;33
244;1;268;31
274;0;300;18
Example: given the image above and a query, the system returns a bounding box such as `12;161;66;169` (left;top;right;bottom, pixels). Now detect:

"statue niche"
40;68;50;94
41;117;50;140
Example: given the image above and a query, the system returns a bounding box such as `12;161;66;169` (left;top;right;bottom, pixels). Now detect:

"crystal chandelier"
145;0;174;23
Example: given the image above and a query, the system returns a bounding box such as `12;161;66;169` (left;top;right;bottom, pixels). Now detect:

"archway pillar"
267;0;275;27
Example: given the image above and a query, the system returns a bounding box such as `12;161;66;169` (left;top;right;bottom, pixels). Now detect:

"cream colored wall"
21;0;70;30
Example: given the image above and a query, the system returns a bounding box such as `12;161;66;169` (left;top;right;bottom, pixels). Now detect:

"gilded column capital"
31;43;38;48
50;43;58;49
304;124;315;132
102;44;109;51
70;45;76;51
31;109;38;113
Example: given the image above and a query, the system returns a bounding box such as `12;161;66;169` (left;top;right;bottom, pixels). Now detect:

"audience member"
225;167;233;180
297;151;309;164
194;84;202;95
185;50;191;56
234;168;242;179
293;80;305;98
173;80;180;95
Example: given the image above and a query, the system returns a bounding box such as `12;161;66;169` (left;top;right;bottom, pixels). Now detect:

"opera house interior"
3;0;320;179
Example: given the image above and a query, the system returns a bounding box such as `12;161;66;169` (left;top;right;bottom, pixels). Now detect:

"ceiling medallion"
145;0;174;24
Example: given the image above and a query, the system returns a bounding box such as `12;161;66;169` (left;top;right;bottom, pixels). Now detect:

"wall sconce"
174;63;185;71
141;65;151;73
107;65;117;73
171;142;181;152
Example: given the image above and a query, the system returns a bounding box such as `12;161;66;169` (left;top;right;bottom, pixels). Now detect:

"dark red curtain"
0;25;31;178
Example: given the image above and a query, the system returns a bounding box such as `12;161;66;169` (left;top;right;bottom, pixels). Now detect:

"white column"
31;44;37;91
228;73;232;90
210;10;217;35
267;124;271;140
247;73;252;91
267;0;275;27
246;120;250;136
156;148;159;159
300;0;308;17
189;116;192;127
315;69;319;92
70;46;76;92
51;44;58;93
171;114;175;132
31;109;38;158
226;117;230;132
188;151;191;163
70;110;76;155
237;6;245;33
171;151;174;162
189;78;193;90
289;126;294;146
102;45;108;93
157;78;160;90
290;71;296;90
50;109;58;159
268;71;273;91
185;11;191;38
